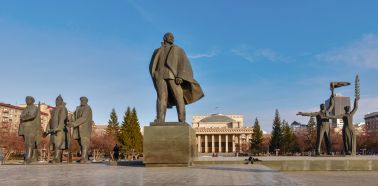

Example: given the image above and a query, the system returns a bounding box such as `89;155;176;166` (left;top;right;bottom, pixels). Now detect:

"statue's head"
320;104;325;111
56;95;63;106
344;106;350;113
163;32;174;45
25;96;35;105
80;96;88;106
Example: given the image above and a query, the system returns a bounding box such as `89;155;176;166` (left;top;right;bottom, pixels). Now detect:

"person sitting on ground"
248;156;254;164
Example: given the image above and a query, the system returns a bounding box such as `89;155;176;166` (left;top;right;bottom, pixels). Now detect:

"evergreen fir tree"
282;120;295;154
131;108;143;153
119;107;132;152
106;108;119;139
269;109;283;153
251;117;263;154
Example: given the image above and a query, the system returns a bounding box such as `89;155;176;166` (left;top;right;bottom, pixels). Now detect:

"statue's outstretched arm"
297;112;317;117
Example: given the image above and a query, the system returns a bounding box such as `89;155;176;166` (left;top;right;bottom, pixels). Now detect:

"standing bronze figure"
331;75;359;155
45;95;69;163
19;96;41;163
68;97;92;163
149;32;204;123
297;87;335;155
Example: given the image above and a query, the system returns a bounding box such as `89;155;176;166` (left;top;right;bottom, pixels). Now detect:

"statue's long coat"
47;105;68;150
19;104;41;147
149;44;204;107
72;105;92;141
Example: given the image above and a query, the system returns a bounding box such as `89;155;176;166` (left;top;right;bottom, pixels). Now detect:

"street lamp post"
275;149;280;156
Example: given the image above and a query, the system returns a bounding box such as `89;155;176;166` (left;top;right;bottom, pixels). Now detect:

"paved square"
1;163;378;185
284;171;378;186
0;164;298;186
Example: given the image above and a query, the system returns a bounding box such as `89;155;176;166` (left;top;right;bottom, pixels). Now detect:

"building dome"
199;114;236;123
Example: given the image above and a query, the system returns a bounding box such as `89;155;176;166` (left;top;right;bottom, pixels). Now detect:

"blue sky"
1;1;378;132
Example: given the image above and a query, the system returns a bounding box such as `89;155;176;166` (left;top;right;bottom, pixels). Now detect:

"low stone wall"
260;159;378;171
193;156;378;171
193;160;246;165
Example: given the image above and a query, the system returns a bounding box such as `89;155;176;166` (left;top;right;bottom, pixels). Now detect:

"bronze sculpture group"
18;96;93;164
18;32;205;164
16;32;361;165
298;75;360;156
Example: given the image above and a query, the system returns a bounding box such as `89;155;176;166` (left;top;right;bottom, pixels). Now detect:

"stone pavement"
284;171;378;186
0;164;298;186
1;163;378;186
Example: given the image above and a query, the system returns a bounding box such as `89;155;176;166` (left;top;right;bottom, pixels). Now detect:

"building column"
225;135;229;152
205;135;208;153
218;135;222;153
198;135;201;153
246;135;250;151
211;134;215;153
232;134;236;152
239;135;242;152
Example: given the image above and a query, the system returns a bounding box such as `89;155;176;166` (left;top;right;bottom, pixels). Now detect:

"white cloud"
317;34;378;69
127;0;161;31
188;50;218;59
231;48;255;63
231;47;292;63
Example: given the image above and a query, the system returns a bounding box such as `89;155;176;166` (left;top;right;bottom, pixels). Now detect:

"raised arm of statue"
297;112;318;117
327;97;334;114
350;98;359;116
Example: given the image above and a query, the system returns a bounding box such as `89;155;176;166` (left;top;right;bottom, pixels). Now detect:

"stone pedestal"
143;122;197;167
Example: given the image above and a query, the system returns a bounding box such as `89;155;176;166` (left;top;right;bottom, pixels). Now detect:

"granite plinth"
143;122;197;167
150;122;189;126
